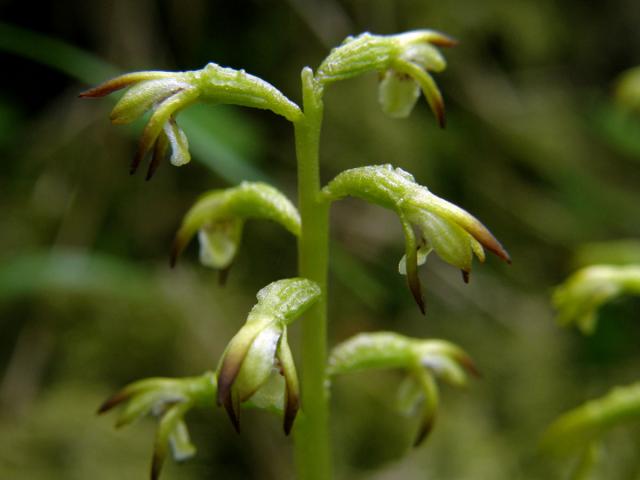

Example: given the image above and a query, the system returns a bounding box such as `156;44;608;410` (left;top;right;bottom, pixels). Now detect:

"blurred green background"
1;1;640;479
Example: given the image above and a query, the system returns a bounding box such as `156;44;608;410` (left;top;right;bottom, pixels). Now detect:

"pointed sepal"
216;278;320;432
323;165;509;311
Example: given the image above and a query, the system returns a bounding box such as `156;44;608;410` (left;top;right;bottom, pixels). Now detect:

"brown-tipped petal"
283;387;299;436
458;354;482;378
146;131;169;181
150;449;165;480
222;389;241;433
218;265;232;286
150;402;186;480
413;413;436;447
424;197;511;265
471;227;511;264
79;71;174;98
130;147;145;175
401;218;425;314
133;88;198;176
217;354;243;409
394;59;446;128
216;329;261;431
169;233;188;268
97;389;132;414
277;332;300;435
461;270;470;284
425;33;458;48
407;266;425;315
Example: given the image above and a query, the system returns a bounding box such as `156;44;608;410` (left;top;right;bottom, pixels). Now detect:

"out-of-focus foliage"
1;1;640;479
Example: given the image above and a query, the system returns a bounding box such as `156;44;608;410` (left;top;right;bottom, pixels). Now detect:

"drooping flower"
170;182;300;282
317;30;456;126
80;63;301;179
216;278;320;434
98;372;216;480
328;331;478;445
323;164;510;313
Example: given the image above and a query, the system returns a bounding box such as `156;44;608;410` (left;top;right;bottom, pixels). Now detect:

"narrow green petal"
132;87;199;174
233;325;282;402
164;118;191;167
198;219;243;269
412;367;439;446
110;79;190;124
401;215;425;314
151;401;192;480
378;69;421;118
392;58;445;127
277;329;300;435
79;71;176;98
415;211;474;273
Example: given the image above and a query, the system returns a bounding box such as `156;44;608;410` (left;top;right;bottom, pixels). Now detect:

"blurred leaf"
0;249;157;304
574;240;640;267
590;101;640;160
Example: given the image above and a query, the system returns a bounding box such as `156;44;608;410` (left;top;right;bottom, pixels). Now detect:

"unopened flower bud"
216;278;320;434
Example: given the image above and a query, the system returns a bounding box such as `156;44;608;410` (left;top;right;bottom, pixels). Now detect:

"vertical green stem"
293;67;331;480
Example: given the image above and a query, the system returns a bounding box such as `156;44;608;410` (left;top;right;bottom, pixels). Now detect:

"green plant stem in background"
293;67;331;480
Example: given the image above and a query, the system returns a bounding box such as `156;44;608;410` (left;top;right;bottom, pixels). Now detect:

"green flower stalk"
317;30;456;125
80;63;301;179
553;264;640;334
82;26;507;480
216;278;320;434
329;331;478;445
170;182;300;282
323;164;510;313
98;372;216;480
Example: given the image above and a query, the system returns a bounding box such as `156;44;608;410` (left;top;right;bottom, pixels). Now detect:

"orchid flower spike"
328;332;478;445
317;30;456;125
323;164;510;314
80;63;301;179
216;278;320;434
97;372;216;480
170;182;300;283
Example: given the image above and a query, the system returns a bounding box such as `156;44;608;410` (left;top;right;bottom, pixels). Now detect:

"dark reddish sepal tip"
434;102;446;129
218;266;232;286
461;270;470;284
407;273;426;315
460;356;482;378
150;451;164;480
222;396;241;433
283;390;299;435
169;240;181;268
413;415;435;447
97;390;130;414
